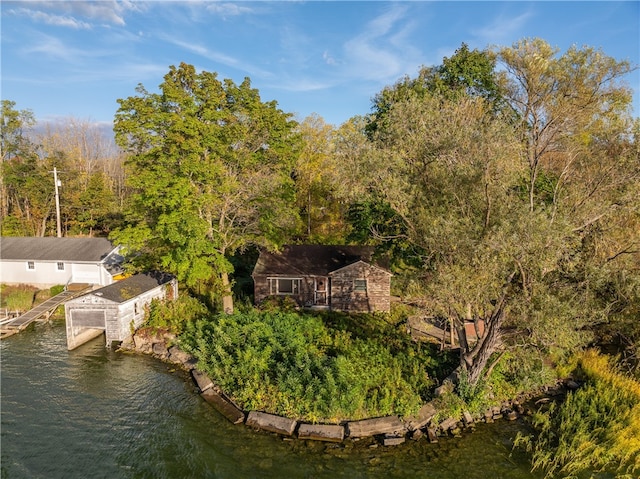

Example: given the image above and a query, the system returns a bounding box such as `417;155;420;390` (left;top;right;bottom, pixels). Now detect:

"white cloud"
160;36;274;79
8;7;91;29
472;10;533;46
12;1;141;27
21;32;86;62
323;51;337;66
165;37;240;66
206;2;254;18
271;77;333;93
342;4;420;82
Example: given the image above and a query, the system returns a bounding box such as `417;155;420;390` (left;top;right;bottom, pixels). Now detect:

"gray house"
252;245;392;313
0;237;122;288
64;272;177;350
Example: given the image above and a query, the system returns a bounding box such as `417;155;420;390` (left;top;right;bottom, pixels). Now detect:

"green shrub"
257;295;299;313
144;295;209;334
485;350;556;402
50;285;65;296
431;390;467;425
179;308;437;422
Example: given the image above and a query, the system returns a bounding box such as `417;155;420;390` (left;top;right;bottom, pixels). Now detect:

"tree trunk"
221;271;234;314
462;306;505;386
460;270;516;386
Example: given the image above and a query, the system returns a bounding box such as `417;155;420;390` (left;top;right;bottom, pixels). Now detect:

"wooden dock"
0;285;92;338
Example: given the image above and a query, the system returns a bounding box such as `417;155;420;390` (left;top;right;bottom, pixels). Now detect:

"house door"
314;278;327;305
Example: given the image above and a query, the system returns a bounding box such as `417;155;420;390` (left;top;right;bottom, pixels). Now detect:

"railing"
0;308;19;325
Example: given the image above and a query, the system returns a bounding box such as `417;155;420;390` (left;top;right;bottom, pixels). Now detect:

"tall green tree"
113;63;301;312
1;100;36;162
498;38;639;364
367;43;505;138
74;171;117;236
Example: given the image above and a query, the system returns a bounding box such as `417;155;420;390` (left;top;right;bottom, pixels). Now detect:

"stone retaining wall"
121;329;558;446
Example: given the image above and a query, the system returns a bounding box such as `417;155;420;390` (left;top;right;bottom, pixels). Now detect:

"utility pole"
53;167;62;237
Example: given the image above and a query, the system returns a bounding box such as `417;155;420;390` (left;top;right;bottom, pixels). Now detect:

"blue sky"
2;1;639;127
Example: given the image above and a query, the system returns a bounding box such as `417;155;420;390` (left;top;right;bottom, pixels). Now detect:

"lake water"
1;319;544;479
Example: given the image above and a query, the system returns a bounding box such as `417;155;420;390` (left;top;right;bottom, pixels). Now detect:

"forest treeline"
1;38;639;385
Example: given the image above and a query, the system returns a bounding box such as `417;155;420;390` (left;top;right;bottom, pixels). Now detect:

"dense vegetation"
0;284;64;314
144;296;453;422
2;37;638;476
516;350;640;478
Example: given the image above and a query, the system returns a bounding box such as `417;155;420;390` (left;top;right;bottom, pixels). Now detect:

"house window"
57;262;65;271
354;279;367;292
27;261;35;270
269;278;301;295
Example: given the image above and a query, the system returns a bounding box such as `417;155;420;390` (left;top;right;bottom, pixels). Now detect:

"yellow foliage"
520;349;640;478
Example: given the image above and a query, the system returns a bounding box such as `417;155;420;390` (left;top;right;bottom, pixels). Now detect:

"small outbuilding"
64;272;177;350
252;245;392;312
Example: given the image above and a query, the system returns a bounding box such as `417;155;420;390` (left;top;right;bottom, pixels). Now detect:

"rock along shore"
120;329;568;446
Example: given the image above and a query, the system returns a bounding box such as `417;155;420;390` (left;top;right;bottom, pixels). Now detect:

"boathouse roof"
85;272;175;304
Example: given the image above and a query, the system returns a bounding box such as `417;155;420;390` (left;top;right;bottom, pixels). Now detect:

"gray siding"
329;262;391;312
65;278;178;349
254;262;391;313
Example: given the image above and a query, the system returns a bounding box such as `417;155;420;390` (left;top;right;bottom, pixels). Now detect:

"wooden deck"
0;285;92;338
407;315;459;348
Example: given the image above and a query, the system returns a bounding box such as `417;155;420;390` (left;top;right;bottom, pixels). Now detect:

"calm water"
1;319;544;479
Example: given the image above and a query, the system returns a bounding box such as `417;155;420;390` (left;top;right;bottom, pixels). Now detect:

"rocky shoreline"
120;329;570;446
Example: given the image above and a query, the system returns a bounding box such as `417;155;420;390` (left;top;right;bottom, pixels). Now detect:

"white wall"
1;260;113;288
70;263;103;285
0;260;72;288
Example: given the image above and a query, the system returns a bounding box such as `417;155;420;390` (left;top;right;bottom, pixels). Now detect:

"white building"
0;237;123;288
64;272;178;350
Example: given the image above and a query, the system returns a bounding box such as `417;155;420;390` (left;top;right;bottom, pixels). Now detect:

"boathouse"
252;245;392;312
0;236;122;288
64;272;177;350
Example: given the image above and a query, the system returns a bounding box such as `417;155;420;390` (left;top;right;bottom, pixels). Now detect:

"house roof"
0;237;117;262
85;272;175;304
252;245;388;277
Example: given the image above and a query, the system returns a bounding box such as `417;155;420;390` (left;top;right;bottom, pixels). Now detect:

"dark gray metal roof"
86;272;175;304
0;237;117;262
252;245;388;277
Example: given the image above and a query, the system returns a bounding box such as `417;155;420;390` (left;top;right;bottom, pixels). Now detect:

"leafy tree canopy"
367;43;505;138
113;63;302;312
